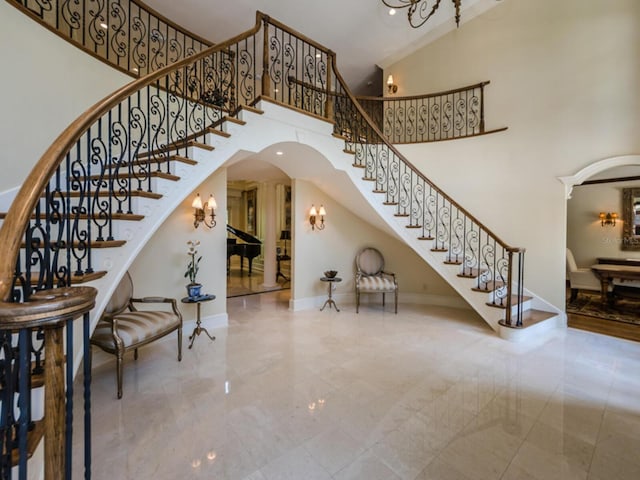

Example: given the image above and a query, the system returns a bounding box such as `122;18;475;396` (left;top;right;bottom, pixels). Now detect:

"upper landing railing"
6;0;212;77
358;83;507;144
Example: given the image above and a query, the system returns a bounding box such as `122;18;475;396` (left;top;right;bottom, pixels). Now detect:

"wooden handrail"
356;81;491;102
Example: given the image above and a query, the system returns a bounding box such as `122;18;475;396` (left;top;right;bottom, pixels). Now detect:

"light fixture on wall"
192;193;217;229
309;205;326;231
382;0;463;29
599;211;618;227
386;75;398;94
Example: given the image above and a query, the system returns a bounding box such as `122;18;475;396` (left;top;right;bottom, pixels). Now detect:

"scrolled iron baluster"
128;104;149;192
148;88;168;170
462;226;479;276
494;255;510;307
168;37;183;65
454;97;467;136
69;142;91;276
479;242;497;293
410;180;424;227
87;0;107;50
108;1;128;61
435;201;451;251
442;97;453;138
108;116;131;214
150;27;166;71
238;43;256;107
448;214;465;263
468;94;480;132
416;103;428;141
61;0;82;37
89;133;110;241
405;104;417;142
394;106;405;140
429;103;440;138
131;14;148;74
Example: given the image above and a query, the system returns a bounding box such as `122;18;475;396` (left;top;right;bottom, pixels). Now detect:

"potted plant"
185;240;203;298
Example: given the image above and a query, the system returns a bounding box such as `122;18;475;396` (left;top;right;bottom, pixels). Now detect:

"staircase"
0;7;563;478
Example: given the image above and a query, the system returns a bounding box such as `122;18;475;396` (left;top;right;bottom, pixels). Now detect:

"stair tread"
137;140;213;159
21;240;126;249
29;270;107;285
486;295;533;309
224;116;246;125
83;171;180;182
471;280;505;292
0;212;144;221
48;190;162;200
241;104;264;115
206;127;231;138
499;309;558;329
11;419;44;466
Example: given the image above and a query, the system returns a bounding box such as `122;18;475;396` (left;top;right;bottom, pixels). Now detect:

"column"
262;181;278;287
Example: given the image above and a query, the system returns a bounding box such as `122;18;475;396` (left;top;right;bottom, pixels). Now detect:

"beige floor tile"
74;291;640;480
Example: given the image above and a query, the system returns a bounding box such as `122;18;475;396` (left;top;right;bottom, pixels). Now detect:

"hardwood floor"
568;313;640;342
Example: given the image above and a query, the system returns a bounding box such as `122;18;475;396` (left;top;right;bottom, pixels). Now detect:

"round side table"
181;294;216;349
320;277;342;312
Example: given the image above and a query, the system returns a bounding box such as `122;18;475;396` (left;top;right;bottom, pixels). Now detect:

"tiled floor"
75;291;640;479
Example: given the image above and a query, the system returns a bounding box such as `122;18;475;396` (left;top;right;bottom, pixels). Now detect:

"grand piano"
227;225;262;276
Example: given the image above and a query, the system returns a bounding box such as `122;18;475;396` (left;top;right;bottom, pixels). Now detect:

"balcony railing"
6;0;212;77
357;82;508;144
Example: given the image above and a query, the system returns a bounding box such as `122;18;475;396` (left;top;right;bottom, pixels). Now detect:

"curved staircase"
0;7;562;478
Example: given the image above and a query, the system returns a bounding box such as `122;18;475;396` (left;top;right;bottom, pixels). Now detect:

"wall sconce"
386;74;398;94
599;212;618;227
309;205;326;230
192;193;217;229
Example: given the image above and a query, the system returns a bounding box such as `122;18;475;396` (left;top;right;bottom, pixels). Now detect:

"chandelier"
382;0;462;28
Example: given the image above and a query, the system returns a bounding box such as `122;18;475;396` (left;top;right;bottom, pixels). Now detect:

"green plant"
184;240;202;285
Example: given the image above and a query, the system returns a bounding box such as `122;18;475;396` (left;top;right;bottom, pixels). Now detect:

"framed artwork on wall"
246;188;257;234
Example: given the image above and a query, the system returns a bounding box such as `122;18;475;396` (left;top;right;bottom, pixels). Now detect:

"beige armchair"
355;247;398;313
91;272;183;398
566;248;601;301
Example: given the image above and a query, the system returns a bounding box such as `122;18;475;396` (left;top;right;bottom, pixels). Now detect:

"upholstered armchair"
91;272;183;398
355;247;398;313
566;248;601;301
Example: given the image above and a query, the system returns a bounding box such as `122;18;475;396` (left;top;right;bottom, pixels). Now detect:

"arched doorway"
561;155;640;341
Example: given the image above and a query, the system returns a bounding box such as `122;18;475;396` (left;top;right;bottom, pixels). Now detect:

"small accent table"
277;254;291;282
320;277;342;312
181;294;216;349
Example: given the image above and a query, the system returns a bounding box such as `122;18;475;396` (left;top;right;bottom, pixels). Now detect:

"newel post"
261;16;271;98
505;249;513;326
325;52;335;120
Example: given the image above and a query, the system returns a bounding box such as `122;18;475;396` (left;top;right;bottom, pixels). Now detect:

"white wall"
128;169;228;323
387;0;640;308
567;180;640;267
291;179;460;304
0;1;131;192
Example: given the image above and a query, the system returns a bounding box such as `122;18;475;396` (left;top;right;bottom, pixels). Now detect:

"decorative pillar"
262;182;278;287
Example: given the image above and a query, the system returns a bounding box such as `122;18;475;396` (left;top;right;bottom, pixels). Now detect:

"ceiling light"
100;22;108;29
382;0;463;28
389;8;396;15
276;151;283;156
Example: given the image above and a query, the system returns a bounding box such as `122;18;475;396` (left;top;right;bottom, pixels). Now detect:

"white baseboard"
289;292;470;312
189;312;228;330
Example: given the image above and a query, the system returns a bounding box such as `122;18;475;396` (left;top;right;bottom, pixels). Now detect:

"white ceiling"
145;0;501;95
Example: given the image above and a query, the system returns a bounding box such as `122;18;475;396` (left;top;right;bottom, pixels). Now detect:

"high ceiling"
145;0;501;95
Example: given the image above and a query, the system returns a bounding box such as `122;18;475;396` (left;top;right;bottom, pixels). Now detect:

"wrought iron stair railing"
0;10;524;478
6;0;212;77
357;82;508;144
